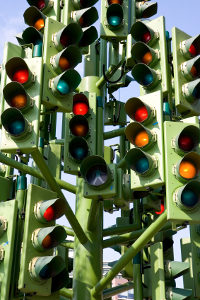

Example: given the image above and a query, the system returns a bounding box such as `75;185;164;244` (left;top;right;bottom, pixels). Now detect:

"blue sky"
1;0;200;282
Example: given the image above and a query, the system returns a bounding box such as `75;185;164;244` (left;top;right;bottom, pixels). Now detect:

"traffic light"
24;6;46;33
42;17;83;112
1;55;43;153
64;92;97;174
135;0;157;19
172;27;200;117
80;155;118;200
124;90;165;191
130;16;169;95
164;120;200;224
26;0;60;20
17;27;43;58
0;200;18;300
18;184;68;296
100;0;128;41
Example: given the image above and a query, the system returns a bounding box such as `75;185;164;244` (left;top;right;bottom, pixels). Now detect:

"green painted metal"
133;253;143;299
72;178;102;300
0;200;18;300
150;242;166;300
103;281;134;299
0;151;77;194
32;149;88;244
103;127;125;140
92;210;167;296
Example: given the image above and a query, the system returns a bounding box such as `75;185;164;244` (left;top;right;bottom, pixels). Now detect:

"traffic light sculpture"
124;90;165;191
42;17;83;112
18;184;68;296
130;16;169;95
172;27;200;117
1;54;43;153
64;92;97;174
164;120;200;224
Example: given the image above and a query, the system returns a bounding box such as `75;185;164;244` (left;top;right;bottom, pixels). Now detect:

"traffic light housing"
135;0;157;19
24;6;46;33
61;0;98;48
0;200;18;300
42;17;83;112
164;120;200;224
64;92;97;174
1;55;43;153
130;16;169;95
100;0;128;41
172;27;200;117
124;90;165;191
80;155;118;200
26;0;60;20
18;184;68;296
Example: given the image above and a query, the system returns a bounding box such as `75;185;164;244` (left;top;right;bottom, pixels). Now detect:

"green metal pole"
60;288;73;299
133;253;143;300
103;222;172;248
0;151;77;193
92;211;167;296
103;282;134;299
103;224;139;237
32;149;88;245
103;127;125;140
63;226;75;236
72;178;103;300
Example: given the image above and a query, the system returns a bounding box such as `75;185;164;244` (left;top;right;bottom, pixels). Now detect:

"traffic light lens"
108;0;122;3
10;94;27;109
142;52;153;65
12;69;29;84
134;130;149;147
155;202;165;215
57;80;69;95
192;86;200;98
191;65;197;77
189;44;197;56
73;102;89;115
59;57;70;71
142;32;151;43
135;157;149;173
69;137;88;161
43;206;55;221
134;106;148;122
42;235;52;249
60;34;70;48
34;18;45;31
86;165;108;187
8;120;25;135
178;135;194;152
181;189;198;207
108;16;121;27
39;266;51;279
74;147;87;160
143;73;153;86
37;0;45;9
179;161;197;179
79;17;85;27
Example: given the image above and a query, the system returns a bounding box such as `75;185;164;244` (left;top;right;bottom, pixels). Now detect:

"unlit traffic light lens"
143;72;153;86
135;157;149;173
12;69;29;84
59;56;70;71
178;135;194;152
142;52;153;64
86;165;108;187
10;94;27;109
142;32;151;43
181;189;198;207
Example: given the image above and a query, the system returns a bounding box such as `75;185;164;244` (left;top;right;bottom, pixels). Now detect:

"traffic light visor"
24;6;46;31
52;69;81;96
131;42;158;66
131;63;159;89
3;82;31;111
130;21;155;46
175;125;200;154
136;1;157;18
125;97;152;124
53;23;83;50
125;122;154;149
5;57;32;87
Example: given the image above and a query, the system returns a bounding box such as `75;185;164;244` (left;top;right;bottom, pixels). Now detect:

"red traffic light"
12;69;29;84
43;206;55;221
73;94;89;115
134;106;149;123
